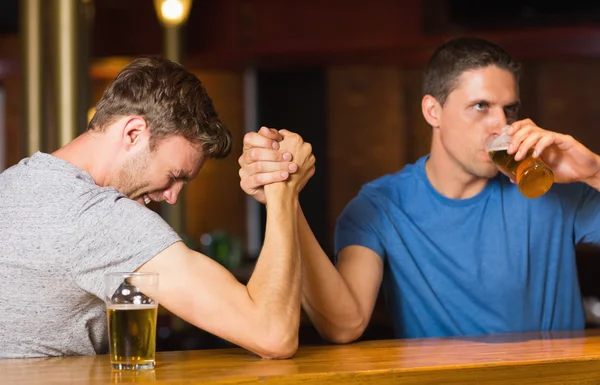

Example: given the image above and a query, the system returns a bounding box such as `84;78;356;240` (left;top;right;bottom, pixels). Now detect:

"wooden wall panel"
327;66;407;250
240;0;421;54
515;62;540;124
533;60;600;154
402;68;431;164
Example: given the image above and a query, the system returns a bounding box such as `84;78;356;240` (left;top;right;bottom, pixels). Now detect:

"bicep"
336;245;384;322
137;242;258;348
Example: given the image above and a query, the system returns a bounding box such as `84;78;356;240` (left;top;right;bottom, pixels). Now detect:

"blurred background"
2;0;600;351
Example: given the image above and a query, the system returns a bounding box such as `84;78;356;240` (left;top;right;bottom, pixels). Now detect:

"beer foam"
487;142;510;152
107;304;158;310
486;126;512;152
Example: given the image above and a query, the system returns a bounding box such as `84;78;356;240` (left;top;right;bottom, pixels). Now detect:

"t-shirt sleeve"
70;189;181;299
334;192;386;264
574;183;600;246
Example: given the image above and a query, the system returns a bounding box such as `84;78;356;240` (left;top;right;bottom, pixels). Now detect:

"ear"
421;94;442;129
121;117;149;150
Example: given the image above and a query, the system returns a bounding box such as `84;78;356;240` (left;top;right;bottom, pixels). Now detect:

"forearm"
246;183;301;355
298;207;366;343
585;154;600;191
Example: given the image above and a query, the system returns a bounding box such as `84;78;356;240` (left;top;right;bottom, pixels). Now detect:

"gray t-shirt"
0;152;181;358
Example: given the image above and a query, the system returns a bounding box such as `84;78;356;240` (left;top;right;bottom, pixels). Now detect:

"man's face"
115;135;204;206
436;65;520;179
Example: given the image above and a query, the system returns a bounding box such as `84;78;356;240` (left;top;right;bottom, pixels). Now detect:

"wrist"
264;183;298;206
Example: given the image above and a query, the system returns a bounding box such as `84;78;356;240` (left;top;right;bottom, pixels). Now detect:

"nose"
163;182;184;205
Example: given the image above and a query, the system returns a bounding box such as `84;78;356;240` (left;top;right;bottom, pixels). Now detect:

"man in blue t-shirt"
237;37;600;342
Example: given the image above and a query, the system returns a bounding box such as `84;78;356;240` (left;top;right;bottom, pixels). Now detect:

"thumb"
259;126;284;141
278;129;293;138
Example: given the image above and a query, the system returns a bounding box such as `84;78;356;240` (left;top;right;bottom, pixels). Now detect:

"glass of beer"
486;125;554;198
104;272;159;370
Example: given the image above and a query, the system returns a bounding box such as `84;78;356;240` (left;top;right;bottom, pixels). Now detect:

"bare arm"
138;130;314;359
138;184;299;359
238;127;384;344
297;206;383;343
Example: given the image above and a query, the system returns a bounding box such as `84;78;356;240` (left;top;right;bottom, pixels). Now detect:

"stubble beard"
114;149;151;199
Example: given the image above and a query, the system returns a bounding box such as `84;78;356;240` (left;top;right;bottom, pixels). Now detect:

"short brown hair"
423;37;521;106
89;56;232;159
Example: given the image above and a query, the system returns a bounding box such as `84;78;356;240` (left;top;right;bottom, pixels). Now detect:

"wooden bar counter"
4;329;600;384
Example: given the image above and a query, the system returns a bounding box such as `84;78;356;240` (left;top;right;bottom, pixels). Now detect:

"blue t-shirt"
335;155;600;339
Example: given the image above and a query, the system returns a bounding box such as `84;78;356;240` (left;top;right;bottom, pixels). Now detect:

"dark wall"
0;0;17;35
256;68;331;256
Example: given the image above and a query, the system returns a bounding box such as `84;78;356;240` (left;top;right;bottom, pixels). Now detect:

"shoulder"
357;161;419;204
547;181;600;210
338;161;419;224
74;187;166;229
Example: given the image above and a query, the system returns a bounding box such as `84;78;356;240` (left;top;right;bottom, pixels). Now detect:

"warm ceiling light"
153;0;193;27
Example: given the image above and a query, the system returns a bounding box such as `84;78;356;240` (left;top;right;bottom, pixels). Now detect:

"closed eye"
170;173;191;185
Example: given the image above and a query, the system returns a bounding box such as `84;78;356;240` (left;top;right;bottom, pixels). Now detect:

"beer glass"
486;125;554;198
104;272;159;370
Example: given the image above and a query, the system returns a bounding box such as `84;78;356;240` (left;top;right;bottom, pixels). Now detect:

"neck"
426;134;489;200
51;130;117;186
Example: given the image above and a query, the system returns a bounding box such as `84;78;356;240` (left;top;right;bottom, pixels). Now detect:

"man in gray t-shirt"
0;152;180;357
0;56;315;359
